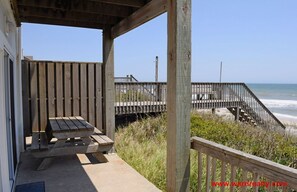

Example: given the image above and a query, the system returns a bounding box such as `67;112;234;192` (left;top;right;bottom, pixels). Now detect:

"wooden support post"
212;108;215;114
166;0;191;191
103;27;115;152
235;107;240;121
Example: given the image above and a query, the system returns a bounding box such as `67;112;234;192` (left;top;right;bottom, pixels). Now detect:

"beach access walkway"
114;82;285;130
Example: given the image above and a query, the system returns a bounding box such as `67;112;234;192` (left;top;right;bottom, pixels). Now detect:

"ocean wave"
274;113;297;120
260;99;297;109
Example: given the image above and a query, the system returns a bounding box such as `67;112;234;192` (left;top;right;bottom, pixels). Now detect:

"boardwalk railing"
115;82;167;114
115;82;285;130
191;137;297;191
115;74;138;82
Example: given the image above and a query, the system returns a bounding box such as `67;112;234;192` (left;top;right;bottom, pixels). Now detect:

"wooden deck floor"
115;99;242;115
16;152;160;192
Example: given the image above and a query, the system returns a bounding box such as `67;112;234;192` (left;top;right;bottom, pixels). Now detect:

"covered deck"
16;152;160;192
12;0;192;191
11;0;297;191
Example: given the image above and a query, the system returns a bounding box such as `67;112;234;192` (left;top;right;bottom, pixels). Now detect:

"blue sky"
22;0;297;83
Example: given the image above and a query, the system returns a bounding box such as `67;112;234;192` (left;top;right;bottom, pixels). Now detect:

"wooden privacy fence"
22;60;103;137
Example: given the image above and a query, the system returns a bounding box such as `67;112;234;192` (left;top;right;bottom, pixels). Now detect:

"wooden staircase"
114;81;286;131
228;107;258;126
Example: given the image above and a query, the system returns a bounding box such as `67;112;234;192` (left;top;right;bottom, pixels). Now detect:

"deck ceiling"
11;0;167;38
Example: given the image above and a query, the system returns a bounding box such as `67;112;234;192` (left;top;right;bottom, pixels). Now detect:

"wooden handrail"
114;82;285;130
241;84;285;128
191;137;297;190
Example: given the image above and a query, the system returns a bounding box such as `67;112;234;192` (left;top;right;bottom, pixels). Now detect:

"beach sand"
196;108;297;137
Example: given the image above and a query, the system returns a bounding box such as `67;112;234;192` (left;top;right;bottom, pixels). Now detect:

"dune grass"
115;112;297;191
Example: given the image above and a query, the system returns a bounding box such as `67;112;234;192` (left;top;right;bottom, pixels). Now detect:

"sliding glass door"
4;50;17;187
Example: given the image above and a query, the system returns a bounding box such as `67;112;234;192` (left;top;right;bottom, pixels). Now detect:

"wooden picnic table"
32;116;114;170
49;116;94;139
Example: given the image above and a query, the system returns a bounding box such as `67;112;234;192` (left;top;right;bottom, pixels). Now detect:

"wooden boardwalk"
115;82;285;130
115;100;243;115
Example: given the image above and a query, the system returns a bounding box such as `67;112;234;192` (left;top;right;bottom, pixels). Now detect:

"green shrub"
115;112;297;191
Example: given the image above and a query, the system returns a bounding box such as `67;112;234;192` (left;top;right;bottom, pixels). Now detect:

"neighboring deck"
115;100;243;114
115;82;285;130
16;152;160;192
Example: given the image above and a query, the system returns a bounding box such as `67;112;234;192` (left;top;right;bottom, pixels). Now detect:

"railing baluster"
220;161;226;192
241;169;248;192
253;173;259;192
192;137;297;192
267;178;273;192
211;157;217;192
230;165;236;192
206;155;211;192
198;151;203;192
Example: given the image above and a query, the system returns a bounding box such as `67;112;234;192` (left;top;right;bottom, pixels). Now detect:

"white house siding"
0;0;23;191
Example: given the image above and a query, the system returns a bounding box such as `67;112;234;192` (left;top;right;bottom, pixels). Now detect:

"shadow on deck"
16;152;160;192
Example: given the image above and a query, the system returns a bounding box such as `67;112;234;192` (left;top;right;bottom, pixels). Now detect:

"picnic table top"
49;116;94;137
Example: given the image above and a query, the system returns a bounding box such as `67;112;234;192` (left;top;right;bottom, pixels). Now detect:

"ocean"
248;84;297;121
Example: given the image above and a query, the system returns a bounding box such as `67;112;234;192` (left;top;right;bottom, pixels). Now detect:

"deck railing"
115;74;139;82
115;82;285;130
225;83;285;130
115;82;167;114
191;137;297;191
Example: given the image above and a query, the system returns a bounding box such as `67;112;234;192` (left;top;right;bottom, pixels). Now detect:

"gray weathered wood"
62;117;78;131
103;28;115;146
64;64;72;116
31;133;40;151
220;161;226;192
22;60;30;136
56;64;64;116
206;155;211;191
49;117;94;139
88;64;95;125
253;172;259;192
75;116;94;130
92;152;108;163
111;0;167;38
47;62;56;117
230;165;236;192
241;169;247;192
38;62;47;134
32;141;113;158
30;62;39;133
99;135;114;144
34;116;114;170
23;61;105;137
69;116;87;130
72;64;80;116
91;0;146;8
55;118;69;132
94;127;103;135
166;0;192;191
80;64;88;120
211;157;217;192
191;137;297;189
197;152;202;192
95;64;103;131
30;62;39;150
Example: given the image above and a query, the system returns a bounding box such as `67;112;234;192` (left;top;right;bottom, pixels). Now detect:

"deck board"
115;100;243;115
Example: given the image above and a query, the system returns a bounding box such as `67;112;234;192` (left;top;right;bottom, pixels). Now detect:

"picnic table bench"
31;116;114;170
